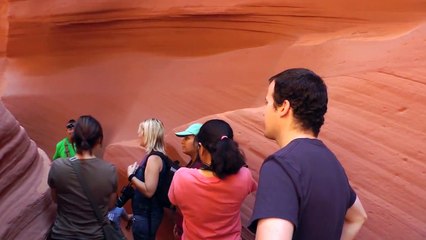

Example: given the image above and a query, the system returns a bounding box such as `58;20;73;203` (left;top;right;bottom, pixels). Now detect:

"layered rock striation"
0;101;55;239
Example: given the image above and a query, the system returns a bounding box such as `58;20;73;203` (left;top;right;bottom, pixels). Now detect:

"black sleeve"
249;158;299;232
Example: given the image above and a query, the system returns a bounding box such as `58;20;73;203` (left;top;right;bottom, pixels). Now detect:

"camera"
116;183;134;208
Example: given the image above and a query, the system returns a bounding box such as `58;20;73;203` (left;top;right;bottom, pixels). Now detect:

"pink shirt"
168;167;257;240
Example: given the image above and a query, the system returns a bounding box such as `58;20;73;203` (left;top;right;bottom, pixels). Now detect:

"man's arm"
256;218;294;240
249;158;298;239
341;196;367;240
52;145;61;160
52;140;63;160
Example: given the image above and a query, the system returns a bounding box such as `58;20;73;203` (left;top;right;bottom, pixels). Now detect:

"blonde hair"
138;118;166;154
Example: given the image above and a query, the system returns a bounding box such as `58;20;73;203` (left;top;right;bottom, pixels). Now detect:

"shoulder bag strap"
64;141;70;158
69;157;106;226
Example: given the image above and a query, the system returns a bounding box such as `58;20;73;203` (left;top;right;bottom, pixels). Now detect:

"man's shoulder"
267;138;325;163
55;138;68;147
261;141;309;175
264;146;293;166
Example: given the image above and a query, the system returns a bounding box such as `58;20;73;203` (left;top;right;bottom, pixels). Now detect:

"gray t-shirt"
48;157;117;240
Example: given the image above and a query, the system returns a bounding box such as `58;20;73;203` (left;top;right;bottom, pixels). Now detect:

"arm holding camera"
127;155;163;198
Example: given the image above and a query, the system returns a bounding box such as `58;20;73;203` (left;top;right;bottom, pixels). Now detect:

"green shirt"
52;138;76;160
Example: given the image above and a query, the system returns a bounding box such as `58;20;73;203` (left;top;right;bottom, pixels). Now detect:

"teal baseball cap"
175;123;202;137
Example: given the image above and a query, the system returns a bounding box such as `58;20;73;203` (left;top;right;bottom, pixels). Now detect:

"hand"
127;162;138;177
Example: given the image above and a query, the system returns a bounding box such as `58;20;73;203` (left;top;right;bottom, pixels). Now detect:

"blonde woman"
127;118;168;240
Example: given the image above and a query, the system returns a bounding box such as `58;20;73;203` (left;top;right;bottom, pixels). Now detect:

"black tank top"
132;151;167;215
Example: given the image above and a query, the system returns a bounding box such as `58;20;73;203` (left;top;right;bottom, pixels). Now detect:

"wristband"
128;174;135;182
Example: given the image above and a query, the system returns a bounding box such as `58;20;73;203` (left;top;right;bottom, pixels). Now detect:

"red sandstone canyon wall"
0;0;8;94
0;0;425;239
0;101;54;239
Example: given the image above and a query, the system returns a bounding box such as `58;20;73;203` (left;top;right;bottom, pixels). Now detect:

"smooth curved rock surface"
0;0;425;239
0;101;55;239
0;0;7;95
3;0;425;156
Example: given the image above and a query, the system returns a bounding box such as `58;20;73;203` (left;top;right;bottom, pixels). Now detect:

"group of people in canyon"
47;68;367;240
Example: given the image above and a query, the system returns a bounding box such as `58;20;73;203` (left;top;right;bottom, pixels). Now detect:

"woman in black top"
127;118;168;240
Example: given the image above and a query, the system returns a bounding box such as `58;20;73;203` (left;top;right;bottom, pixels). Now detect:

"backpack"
147;151;180;209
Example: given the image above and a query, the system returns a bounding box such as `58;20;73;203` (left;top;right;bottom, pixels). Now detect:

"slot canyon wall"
0;102;54;239
0;0;425;239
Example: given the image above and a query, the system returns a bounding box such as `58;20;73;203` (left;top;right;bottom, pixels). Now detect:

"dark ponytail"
197;119;246;179
73;115;103;154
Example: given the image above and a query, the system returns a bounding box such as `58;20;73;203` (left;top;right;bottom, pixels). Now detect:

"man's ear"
277;100;291;118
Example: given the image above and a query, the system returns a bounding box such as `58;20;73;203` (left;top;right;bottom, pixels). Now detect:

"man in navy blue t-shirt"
249;68;367;240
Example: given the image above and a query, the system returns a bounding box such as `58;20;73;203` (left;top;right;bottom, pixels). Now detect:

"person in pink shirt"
168;119;257;240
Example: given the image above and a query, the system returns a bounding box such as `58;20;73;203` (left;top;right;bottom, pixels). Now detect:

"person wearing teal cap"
175;123;203;168
173;123;203;240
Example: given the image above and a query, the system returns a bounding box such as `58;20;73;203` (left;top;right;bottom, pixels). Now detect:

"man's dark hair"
73;115;103;154
66;119;76;129
269;68;328;137
196;119;246;179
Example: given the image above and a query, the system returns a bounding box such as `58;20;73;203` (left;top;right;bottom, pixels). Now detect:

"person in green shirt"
52;119;76;160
